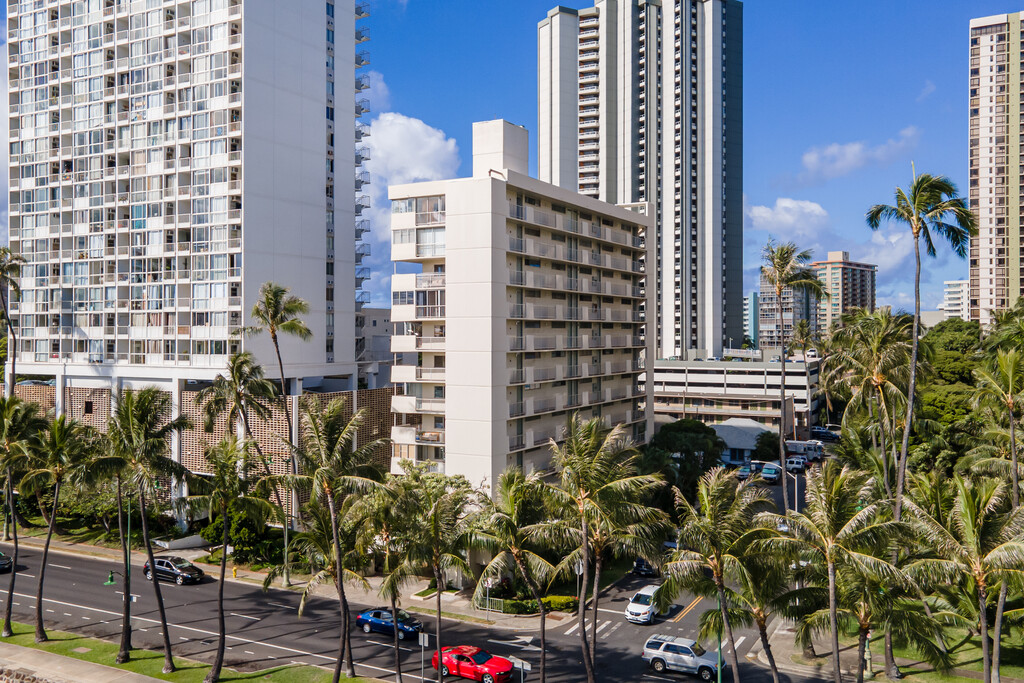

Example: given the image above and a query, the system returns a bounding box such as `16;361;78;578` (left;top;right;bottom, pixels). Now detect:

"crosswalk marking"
733;636;745;651
565;622;580;636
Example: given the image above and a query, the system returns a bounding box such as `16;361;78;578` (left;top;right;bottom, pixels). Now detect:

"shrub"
498;595;578;615
199;506;272;565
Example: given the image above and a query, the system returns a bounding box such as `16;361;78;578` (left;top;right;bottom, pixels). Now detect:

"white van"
625;585;662;624
785;440;823;461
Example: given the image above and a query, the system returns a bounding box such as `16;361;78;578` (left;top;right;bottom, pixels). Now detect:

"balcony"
392;395;445;415
392;425;445;446
416;273;446;288
391;334;445;353
390;364;445;384
416;367;446;381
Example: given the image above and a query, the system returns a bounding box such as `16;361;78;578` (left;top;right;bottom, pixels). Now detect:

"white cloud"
916;80;936;103
747;198;829;241
364;70;391;114
359;111;461;305
797;126;920;185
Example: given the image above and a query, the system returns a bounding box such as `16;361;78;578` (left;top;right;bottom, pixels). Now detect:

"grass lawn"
1;620;382;682
881;628;1024;681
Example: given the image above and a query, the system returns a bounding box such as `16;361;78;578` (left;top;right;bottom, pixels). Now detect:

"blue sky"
362;0;1024;311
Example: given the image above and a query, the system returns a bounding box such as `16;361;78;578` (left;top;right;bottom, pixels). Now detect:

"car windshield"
763;466;779;475
631;593;654;606
692;644;707;656
172;559;192;569
469;651;493;665
397;610;412;622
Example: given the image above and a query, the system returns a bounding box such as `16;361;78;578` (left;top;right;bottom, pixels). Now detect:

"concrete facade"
757;272;817;351
940;279;970;320
389;120;655;493
811;250;876;331
743;292;758;348
537;0;743;359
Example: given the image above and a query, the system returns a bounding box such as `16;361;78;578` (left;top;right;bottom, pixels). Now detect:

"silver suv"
642;635;723;680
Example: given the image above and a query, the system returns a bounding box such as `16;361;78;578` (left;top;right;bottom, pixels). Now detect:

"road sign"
508;656;532;672
418;632;430;648
574;560;584;576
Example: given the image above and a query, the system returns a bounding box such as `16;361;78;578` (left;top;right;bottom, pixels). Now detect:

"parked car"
811;426;840;443
356;607;422;640
760;463;782;484
786;457;807;473
142;556;204;585
431;645;513;683
0;551;11;573
642;634;724;680
736;465;751;481
625;584;662;624
632;558;659;578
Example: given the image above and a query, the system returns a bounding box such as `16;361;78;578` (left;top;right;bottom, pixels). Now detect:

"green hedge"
500;595;579;614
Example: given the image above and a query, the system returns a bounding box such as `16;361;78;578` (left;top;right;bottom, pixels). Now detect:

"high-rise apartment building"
742;292;758;348
5;0;367;398
811;251;876;331
969;14;1023;326
940;279;970;320
389;120;654;491
758;271;816;351
537;0;743;360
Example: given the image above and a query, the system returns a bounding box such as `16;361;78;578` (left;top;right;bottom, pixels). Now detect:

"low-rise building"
648;358;819;436
389;120;655;493
710;418;773;466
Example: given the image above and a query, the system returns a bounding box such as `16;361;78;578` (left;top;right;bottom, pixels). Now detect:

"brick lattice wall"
64;387;110;431
12;385;55;417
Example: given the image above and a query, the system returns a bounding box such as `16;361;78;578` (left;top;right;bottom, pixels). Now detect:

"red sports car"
431;645;514;683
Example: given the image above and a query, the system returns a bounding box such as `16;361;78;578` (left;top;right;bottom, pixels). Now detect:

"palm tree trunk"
2;302;18;399
856;628;868;683
115;477;131;663
37;498;50;528
715;582;741;683
34;480;59;642
884;629;900;680
389;592;403;683
894;234;922;524
875;389;892;498
326;496;348;683
993;580;1007;683
205;502;229;683
803;344;812;433
588;552;603;664
139;491;175;673
827;561;842;683
2;474;18;637
758;621;780;683
517;567;547;683
979;583;991;683
577;517;595;683
271;334;293;589
1008;417;1019;508
777;291;791;515
433;566;444;683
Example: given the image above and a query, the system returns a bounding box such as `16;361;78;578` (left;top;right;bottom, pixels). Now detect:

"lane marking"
595;621;609;634
244;650;255;655
50;564;71;570
268;602;291;609
229;612;259;621
605;622;623;639
733;636;746;651
565;622;580;636
368;640;412;652
596;608;622;615
20;574;34;578
672;596;702;623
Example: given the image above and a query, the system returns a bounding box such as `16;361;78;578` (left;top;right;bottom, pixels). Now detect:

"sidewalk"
0;641;161;683
750;618;1024;683
12;535;567;632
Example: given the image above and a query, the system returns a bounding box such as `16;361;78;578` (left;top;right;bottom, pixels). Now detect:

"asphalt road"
0;541;827;683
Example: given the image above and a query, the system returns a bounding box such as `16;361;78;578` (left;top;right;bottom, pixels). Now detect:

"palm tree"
759;460;903;683
905;475;1024;683
241;282;312;587
401;465;478;683
973;349;1024;508
537;414;657;683
475;469;556;683
0;396;44;638
181;436;274;683
866;170;976;525
355;474;416;683
276;396;383;682
659;468;774;683
20;416;94;642
0;247;26;396
106;388;191;674
760;240;828;514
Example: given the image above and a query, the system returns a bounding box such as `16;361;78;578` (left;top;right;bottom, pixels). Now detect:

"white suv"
642;634;723;680
624;584;661;624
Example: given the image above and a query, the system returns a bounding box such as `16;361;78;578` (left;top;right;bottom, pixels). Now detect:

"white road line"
605;622;623;639
0;590;431;681
62;612;71;616
644;676;676;682
733;636;746;650
179;637;188;641
50;564;71;570
45;609;54;613
81;616;90;620
268;602;291;609
368;640;412;653
595;621;610;634
596;608;622;615
244;650;255;655
229;612;260;621
20;574;34;578
565;622;580;636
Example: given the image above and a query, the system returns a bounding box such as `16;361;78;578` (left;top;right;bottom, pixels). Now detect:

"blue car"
356;607;423;640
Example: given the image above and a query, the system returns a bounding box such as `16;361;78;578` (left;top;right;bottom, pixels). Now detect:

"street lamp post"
786;470;801;513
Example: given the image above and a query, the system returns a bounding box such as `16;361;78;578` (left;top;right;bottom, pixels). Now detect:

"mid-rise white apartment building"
969;14;1024;325
940;279;970;320
537;0;744;359
742;292;758;348
5;0;367;399
389;120;654;491
758;271;817;351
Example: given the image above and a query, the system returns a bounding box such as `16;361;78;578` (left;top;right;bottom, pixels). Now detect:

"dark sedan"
143;556;204;585
0;551;11;573
356;607;423;640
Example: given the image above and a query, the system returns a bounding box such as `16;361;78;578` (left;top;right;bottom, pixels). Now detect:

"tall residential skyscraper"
758;272;816;351
811;251;876;331
969;13;1023;326
538;0;743;360
5;1;366;396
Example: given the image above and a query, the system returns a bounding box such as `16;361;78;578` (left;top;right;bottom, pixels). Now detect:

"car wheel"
651;659;666;673
175;575;184;585
483;675;494;683
362;623;372;633
397;629;406;640
699;667;714;681
441;665;450;676
144;570;152;581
